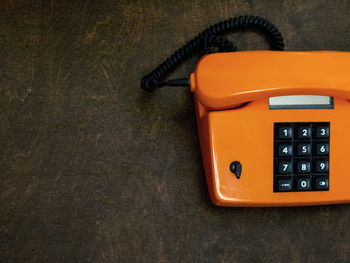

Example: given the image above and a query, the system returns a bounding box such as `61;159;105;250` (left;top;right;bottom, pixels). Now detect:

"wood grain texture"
1;0;350;262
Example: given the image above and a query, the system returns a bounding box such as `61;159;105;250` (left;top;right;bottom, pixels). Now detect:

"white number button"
279;145;293;156
316;127;330;138
279;162;292;173
279;127;292;138
297;144;311;155
316;144;329;155
297;179;311;190
316;161;329;172
297;162;311;173
298;127;311;138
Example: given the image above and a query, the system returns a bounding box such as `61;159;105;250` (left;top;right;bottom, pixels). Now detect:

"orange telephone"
141;16;350;206
191;51;350;206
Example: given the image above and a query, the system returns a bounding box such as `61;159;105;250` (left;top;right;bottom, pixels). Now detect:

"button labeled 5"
297;144;311;155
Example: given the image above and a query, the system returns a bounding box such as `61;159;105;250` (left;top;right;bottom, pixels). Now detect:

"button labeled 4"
279;144;293;156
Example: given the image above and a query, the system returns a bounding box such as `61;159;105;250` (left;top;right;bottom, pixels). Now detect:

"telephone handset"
141;16;350;206
191;51;350;110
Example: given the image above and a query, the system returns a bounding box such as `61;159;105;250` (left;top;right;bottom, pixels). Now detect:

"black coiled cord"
140;15;284;92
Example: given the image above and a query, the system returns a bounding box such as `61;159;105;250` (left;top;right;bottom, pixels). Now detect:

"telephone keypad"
274;122;330;192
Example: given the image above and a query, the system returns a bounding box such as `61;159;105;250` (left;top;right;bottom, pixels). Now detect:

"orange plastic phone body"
191;51;350;207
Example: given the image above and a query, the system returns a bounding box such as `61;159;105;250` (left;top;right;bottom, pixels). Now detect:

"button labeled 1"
279;127;293;138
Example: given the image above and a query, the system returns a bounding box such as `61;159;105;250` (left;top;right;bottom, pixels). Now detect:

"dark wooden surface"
1;0;350;262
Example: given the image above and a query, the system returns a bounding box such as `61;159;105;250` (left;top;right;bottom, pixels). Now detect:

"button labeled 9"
316;160;329;172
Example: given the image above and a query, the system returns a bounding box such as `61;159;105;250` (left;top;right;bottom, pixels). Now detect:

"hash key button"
315;178;329;190
278;179;292;191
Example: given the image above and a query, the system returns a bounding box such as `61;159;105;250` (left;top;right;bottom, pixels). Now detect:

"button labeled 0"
297;178;311;190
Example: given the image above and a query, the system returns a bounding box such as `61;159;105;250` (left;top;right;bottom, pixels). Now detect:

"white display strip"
269;95;333;109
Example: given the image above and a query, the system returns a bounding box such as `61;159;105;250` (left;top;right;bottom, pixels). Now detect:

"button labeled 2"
298;127;311;138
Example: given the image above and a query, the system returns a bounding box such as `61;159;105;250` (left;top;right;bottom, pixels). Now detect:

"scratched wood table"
1;1;350;262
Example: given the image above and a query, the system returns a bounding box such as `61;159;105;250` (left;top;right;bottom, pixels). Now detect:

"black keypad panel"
274;122;330;192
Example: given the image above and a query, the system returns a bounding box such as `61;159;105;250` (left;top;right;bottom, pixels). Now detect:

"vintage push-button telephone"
141;16;350;207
